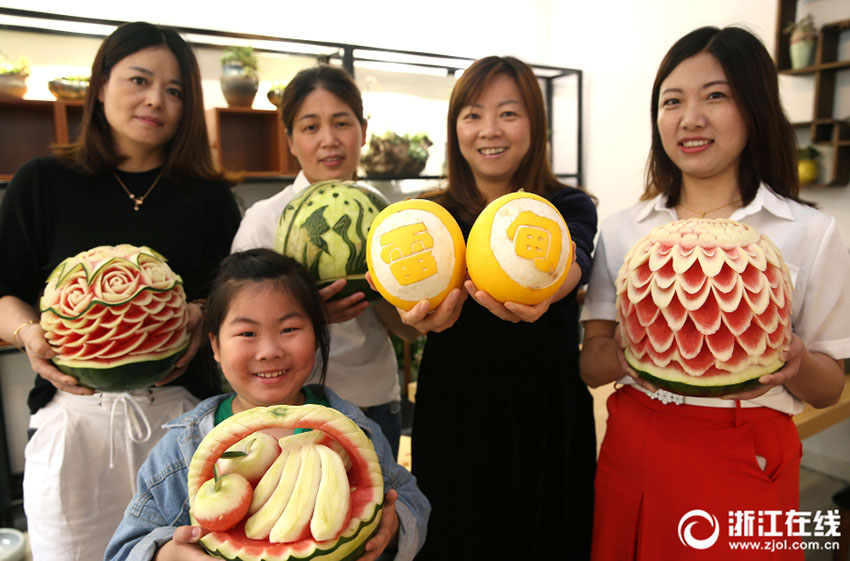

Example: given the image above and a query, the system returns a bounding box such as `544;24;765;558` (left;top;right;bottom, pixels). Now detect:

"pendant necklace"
678;197;742;219
114;170;164;211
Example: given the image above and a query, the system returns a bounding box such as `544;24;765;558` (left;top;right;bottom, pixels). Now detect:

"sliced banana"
310;444;351;541
248;430;324;514
244;448;302;539
269;445;322;543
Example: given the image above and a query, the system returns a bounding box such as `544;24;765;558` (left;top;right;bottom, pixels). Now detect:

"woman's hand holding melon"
722;334;805;401
153;526;210;561
20;322;94;396
466;241;578;324
355;490;399;561
365;272;467;334
319;279;369;324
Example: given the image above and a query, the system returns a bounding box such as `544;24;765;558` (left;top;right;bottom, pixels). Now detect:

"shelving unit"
775;0;850;187
0;7;583;187
206;107;299;178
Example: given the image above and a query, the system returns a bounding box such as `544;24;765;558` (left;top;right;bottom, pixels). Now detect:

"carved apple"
193;471;253;532
217;432;281;485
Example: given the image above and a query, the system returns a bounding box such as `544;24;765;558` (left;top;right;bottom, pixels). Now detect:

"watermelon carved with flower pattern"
39;244;190;391
616;219;793;396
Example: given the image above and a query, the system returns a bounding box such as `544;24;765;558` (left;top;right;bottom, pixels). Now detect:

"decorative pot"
790;39;815;69
798;159;819;185
220;63;258;107
0;73;27;98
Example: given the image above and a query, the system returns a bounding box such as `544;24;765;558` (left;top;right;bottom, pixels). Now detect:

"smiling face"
656;52;748;189
455;73;531;200
98;46;184;167
287;87;367;183
210;281;317;413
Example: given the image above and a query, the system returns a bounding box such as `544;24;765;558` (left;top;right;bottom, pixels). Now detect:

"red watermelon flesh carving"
39;244;190;391
616;219;793;396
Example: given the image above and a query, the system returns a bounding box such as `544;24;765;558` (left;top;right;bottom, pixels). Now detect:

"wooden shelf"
0;98;57;181
775;7;850;187
206;106;299;178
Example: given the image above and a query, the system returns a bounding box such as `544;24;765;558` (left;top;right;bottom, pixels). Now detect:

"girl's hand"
365;272;466;334
17;321;94;396
356;490;399;561
320;279;369;324
722;333;805;401
153;526;209;561
157;302;204;387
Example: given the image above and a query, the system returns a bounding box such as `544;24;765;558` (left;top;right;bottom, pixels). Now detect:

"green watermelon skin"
55;345;187;392
275;181;388;300
632;367;764;397
199;505;381;561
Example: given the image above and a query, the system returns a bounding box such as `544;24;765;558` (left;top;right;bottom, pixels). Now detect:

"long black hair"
645;26;802;206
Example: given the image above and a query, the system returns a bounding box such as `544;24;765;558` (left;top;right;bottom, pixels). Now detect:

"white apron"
23;386;198;561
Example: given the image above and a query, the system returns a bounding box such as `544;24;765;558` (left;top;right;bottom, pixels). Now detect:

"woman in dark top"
0;22;240;561
391;56;598;560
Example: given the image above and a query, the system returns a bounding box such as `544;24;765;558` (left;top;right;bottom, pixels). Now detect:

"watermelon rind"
624;347;781;397
199;504;382;561
54;342;188;392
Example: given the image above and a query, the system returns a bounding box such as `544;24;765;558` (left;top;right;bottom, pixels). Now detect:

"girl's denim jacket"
105;386;429;561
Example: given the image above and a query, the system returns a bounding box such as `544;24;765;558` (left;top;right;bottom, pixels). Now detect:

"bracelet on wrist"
12;319;37;353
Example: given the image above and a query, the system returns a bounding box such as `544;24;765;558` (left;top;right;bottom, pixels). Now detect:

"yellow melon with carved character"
467;191;572;305
366;199;466;311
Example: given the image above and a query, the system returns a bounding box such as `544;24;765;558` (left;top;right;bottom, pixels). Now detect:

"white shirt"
581;184;850;414
231;171;400;407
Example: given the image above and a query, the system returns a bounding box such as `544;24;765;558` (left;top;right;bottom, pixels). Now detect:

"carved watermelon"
188;404;384;561
39;244;190;392
616;218;793;397
274;180;389;300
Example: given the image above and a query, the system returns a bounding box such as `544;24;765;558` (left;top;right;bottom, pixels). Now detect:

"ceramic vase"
0;73;27;98
220;63;258;107
790;39;815;69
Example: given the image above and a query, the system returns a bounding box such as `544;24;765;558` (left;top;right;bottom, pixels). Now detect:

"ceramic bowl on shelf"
267;88;284;108
0;528;26;561
48;77;89;101
0;74;27;99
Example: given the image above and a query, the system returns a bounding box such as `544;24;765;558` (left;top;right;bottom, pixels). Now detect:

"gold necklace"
114;170;164;211
677;197;742;219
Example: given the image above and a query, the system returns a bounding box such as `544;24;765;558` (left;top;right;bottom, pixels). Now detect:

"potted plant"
220;46;259;107
783;14;818;70
360;131;433;177
798;145;820;185
0;55;30;99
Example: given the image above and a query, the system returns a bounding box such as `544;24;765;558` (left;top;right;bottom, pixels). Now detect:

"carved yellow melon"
366;199;466;311
467;191;572;305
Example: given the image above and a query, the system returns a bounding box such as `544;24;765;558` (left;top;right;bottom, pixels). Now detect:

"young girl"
231;65;419;459
0;22;240;561
104;249;429;561
386;56;598;560
580;26;850;560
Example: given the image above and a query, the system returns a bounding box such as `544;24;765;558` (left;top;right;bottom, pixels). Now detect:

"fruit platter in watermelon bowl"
39;244;191;392
616;218;793;397
187;404;384;561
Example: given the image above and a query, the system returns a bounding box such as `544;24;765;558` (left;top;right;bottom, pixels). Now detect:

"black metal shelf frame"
0;7;584;187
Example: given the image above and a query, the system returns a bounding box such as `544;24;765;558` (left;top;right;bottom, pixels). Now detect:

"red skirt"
592;385;803;561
